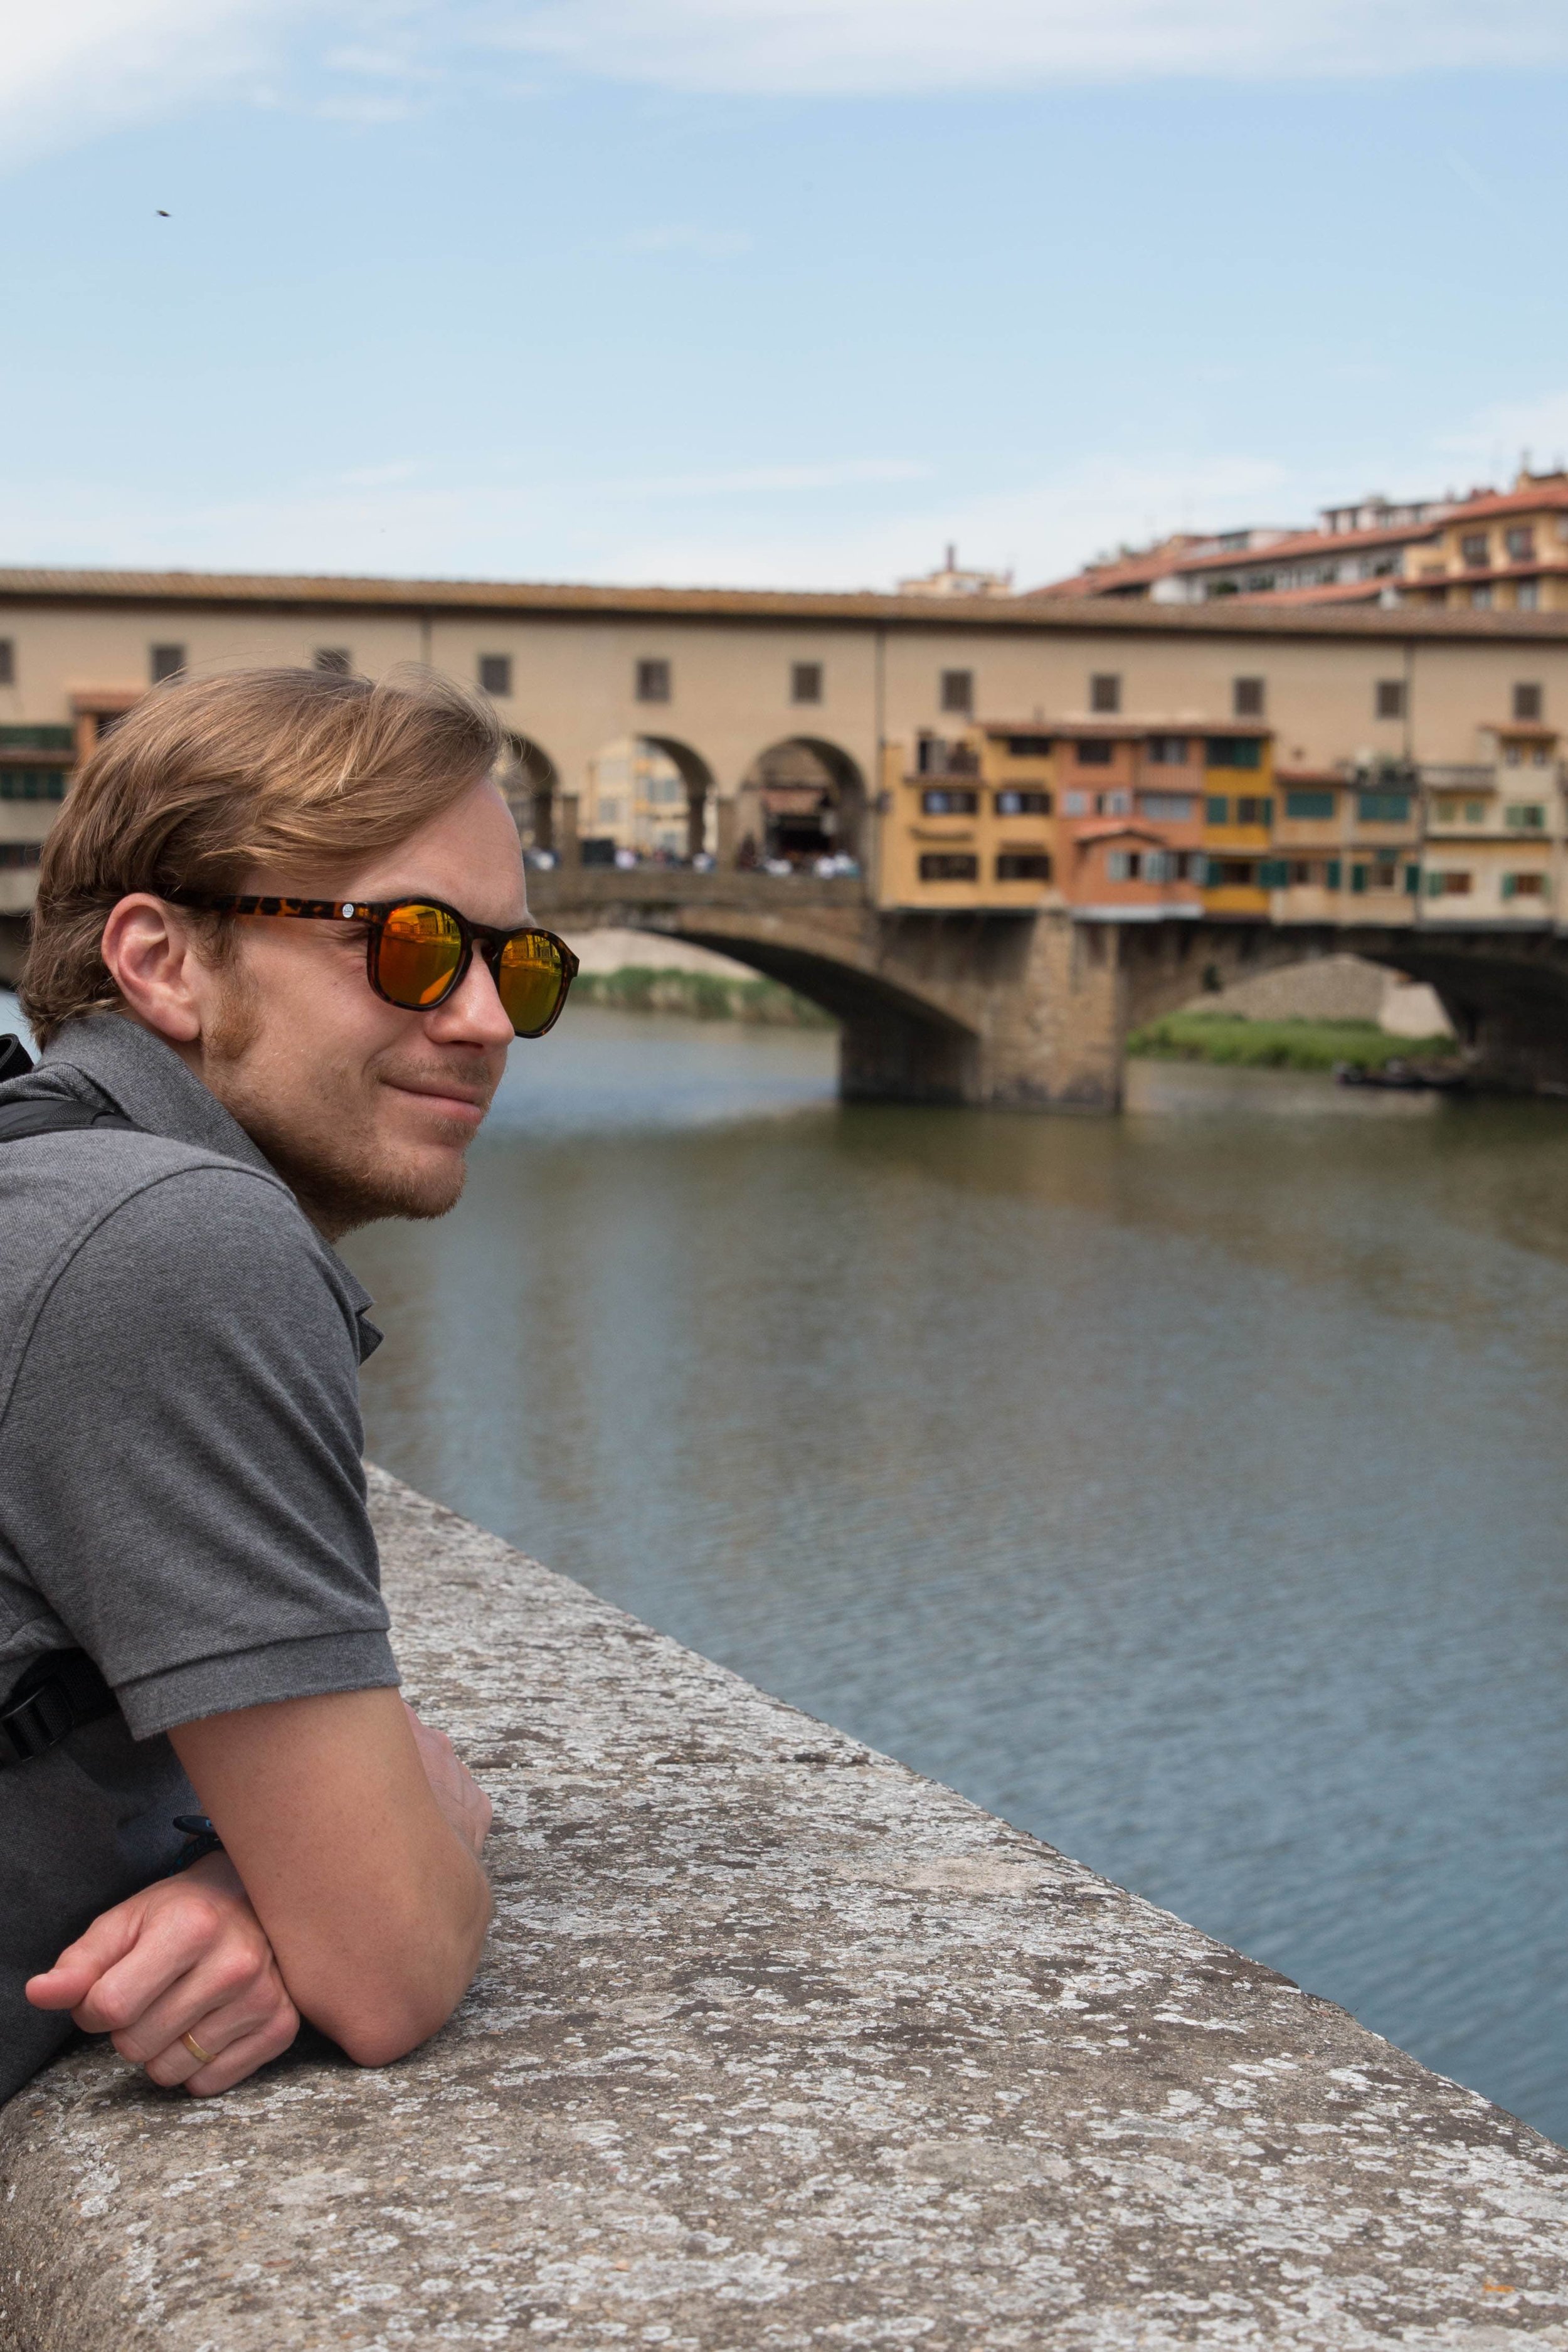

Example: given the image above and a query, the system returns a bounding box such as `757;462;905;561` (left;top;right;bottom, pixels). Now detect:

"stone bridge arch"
738;736;867;870
498;733;561;856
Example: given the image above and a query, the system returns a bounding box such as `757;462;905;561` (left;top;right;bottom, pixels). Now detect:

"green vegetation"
574;965;835;1027
1126;1011;1459;1073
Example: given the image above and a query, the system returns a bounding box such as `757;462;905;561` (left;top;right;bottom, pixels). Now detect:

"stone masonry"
4;1472;1568;2348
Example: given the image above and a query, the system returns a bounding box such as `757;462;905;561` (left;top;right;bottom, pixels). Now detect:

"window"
0;768;67;800
1141;792;1194;822
996;851;1052;882
1461;532;1490;568
1357;791;1411;823
1235;796;1272;827
1466;801;1485;824
1089;673;1121;714
1061;791;1089;817
1427;870;1472;896
1258;859;1290;888
1143;850;1178;883
479;653;512;697
1289;861;1313;885
1372;859;1397;889
919;852;978;882
1504;742;1522;766
1505;871;1547;898
1518;582;1541;612
1375;679;1406;721
1506;526;1537;562
1534;744;1550;765
313;647;351;675
0;844;41;869
1101;790;1131;817
1505;803;1547;830
149;644;185;683
1076;738;1114;766
1004;734;1052;756
1471;585;1493;609
996;788;1051;815
1106;850;1140;882
1146;735;1189;764
0;641;12;687
1205;857;1256;887
1513;681;1544;721
1205;796;1230;825
636;659;671;704
1232;676;1266;718
1206;738;1263;770
792;662;823;706
1285;789;1335;820
939;669;973;714
921;788;978;815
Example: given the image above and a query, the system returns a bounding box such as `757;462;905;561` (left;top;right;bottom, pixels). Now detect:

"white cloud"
0;0;305;168
479;0;1568;94
6;0;1567;175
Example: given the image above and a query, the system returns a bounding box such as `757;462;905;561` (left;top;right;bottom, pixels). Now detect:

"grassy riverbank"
574;965;835;1027
1127;1012;1459;1073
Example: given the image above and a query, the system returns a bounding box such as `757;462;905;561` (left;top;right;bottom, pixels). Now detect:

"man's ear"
98;896;209;1044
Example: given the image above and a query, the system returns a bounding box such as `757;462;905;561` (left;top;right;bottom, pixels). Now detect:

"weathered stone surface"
4;1470;1568;2348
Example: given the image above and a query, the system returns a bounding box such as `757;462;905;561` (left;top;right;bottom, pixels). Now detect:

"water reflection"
347;1012;1568;2145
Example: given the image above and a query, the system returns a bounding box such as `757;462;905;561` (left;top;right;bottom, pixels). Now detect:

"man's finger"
66;1904;222;2037
24;1899;149;2012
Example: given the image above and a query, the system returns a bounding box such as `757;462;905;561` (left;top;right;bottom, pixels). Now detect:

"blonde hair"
22;664;504;1044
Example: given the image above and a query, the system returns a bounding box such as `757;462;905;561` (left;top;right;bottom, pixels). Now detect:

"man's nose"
428;950;514;1049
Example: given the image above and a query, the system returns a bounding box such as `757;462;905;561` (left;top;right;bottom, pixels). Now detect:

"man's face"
189;778;526;1237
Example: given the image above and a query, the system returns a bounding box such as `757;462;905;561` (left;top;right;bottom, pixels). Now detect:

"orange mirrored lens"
497;931;568;1036
375;903;465;1007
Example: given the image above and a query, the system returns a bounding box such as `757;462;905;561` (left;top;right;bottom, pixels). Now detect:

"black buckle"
0;1677;74;1765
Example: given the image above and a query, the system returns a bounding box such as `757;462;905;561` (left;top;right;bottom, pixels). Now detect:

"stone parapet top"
4;1470;1568;2348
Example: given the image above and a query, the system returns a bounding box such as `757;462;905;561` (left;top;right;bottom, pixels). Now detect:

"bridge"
529;869;1568;1108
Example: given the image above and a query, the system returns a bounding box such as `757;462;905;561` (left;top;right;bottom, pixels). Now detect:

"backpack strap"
0;1650;117;1768
0;1037;139;1141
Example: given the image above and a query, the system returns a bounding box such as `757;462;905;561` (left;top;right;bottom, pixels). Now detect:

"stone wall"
4;1473;1568;2349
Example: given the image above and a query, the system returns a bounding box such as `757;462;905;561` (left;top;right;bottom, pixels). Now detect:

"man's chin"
275;1138;470;1239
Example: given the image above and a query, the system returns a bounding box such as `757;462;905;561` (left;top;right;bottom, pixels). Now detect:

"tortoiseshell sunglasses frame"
179;894;580;1039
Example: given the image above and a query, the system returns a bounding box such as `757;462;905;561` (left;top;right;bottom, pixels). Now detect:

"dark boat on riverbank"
1334;1057;1469;1092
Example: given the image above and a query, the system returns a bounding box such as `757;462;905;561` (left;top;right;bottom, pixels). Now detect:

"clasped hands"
25;1702;490;2097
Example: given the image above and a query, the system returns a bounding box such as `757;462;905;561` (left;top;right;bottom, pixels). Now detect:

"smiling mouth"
386;1080;490;1123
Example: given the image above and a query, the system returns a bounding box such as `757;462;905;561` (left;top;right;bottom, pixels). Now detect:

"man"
0;664;575;2100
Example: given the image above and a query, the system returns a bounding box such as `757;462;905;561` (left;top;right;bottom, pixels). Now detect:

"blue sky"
4;1;1568;590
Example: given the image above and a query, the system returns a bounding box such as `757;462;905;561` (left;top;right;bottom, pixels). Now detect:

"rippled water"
11;985;1567;2140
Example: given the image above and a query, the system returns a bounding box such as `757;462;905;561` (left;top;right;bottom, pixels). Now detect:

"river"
9;989;1568;2143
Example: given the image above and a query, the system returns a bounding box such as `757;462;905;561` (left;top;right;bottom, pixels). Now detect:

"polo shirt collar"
41;1015;381;1348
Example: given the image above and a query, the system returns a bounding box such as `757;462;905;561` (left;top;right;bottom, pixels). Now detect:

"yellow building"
1399;470;1568;614
878;725;1059;909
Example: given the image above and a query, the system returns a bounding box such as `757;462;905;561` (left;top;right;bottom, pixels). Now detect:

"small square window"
939;669;973;714
150;644;186;684
1513;681;1544;722
1375;679;1406;720
0;640;13;687
1461;532;1490;568
1076;738;1113;766
1232;676;1265;718
791;662;823;706
636;659;671;704
479;654;512;697
1089;672;1121;714
314;647;351;675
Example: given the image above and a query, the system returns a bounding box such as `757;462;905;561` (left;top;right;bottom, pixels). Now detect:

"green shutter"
1327;861;1342;890
1404;864;1421;895
1350;864;1368;894
1205;797;1229;825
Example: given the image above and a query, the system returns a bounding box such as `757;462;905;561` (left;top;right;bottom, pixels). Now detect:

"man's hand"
24;1854;299;2097
403;1701;492;1858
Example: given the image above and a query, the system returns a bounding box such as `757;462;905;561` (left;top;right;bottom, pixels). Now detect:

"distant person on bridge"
0;665;576;2104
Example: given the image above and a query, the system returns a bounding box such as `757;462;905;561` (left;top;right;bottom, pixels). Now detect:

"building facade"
0;566;1564;938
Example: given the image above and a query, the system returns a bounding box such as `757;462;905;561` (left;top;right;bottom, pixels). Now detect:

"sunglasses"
183;895;579;1039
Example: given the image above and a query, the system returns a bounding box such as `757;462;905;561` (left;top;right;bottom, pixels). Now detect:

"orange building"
1397;471;1568;614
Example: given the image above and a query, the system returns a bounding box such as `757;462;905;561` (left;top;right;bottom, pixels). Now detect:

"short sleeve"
0;1163;398;1737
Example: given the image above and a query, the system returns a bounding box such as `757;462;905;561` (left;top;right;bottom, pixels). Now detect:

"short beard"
198;967;472;1241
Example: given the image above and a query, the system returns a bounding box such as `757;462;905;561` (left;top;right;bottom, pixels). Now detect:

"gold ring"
181;2030;218;2067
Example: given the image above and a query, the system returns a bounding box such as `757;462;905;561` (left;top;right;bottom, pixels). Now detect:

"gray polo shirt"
0;1013;399;2103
